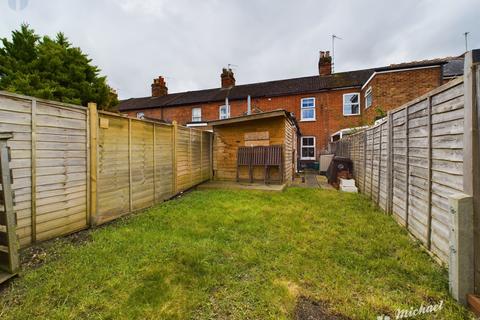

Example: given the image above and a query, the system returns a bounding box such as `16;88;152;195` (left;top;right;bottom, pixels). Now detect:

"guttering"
186;122;208;127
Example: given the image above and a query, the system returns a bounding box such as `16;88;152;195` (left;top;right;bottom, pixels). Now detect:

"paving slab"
197;180;287;191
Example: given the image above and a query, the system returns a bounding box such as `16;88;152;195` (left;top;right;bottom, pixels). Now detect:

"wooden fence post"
200;131;203;180
405;106;410;229
128;118;133;212
30;99;37;242
387;112;394;214
426;96;433;249
189;128;192;186
377;123;383;206
363;131;367;193
152;123;156;204
210;132;214;180
462;49;480;295
370;129;374;200
88;103;98;226
172;121;178;194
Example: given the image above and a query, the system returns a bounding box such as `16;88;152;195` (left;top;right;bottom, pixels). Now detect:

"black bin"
326;156;353;184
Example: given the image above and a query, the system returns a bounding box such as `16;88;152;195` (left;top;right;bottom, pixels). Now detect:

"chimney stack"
221;68;236;88
151;76;168;97
318;51;332;76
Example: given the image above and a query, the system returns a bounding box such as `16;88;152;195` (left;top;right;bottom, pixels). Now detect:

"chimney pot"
151;76;168;97
318;50;332;76
221;68;236;88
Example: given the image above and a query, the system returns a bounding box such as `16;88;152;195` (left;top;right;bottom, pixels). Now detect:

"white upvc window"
136;112;145;120
365;87;372;109
300;97;315;121
192;107;202;122
343;93;360;116
301;136;316;160
219;105;230;119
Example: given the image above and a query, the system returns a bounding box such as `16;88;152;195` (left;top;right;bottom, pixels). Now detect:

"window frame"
300;97;316;121
365;87;372;109
343;93;361;116
300;136;316;160
192;107;202;122
219;105;230;119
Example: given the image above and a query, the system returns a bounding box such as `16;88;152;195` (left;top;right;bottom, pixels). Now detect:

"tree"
0;24;118;110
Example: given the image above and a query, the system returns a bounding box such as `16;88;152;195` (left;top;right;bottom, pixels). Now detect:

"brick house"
118;51;463;167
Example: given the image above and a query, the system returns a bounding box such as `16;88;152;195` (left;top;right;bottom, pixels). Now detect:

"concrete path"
304;170;320;188
292;169;321;189
197;180;287;191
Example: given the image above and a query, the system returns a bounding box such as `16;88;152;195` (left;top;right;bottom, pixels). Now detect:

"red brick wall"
126;89;365;156
361;66;443;123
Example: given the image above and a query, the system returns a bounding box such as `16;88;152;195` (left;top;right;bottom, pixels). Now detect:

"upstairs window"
192;107;202;122
365;87;372;109
219;105;230;119
301;136;316;160
300;97;315;121
343;93;360;116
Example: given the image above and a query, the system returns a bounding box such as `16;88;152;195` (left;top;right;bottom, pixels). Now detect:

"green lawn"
0;188;471;319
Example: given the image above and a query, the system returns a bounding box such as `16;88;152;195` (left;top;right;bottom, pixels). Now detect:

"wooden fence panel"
154;124;174;201
95;114;212;225
392;108;408;226
97;114;130;224
176;127;191;191
0;92;213;250
191;130;202;185
131;120;155;211
201;131;212;181
34;102;88;242
0;92;89;247
379;121;389;211
371;125;381;203
406;99;429;246
0;95;33;247
364;129;373;198
429;82;464;261
329;76;467;265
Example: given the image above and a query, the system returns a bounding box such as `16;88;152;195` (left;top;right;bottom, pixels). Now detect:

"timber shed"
210;110;300;184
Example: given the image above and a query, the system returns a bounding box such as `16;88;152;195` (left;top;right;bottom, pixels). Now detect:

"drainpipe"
225;97;229;116
247;95;251;115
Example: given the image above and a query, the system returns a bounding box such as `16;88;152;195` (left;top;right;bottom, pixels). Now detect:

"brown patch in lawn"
294;296;351;320
21;229;92;270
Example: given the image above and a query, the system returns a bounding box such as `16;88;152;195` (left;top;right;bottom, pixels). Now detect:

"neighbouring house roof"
442;57;464;78
118;69;374;112
118;56;464;112
209;109;300;134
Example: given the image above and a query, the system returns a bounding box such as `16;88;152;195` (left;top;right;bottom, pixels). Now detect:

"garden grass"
0;188;472;319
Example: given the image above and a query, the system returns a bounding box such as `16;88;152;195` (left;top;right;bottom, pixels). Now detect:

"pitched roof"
118;68;375;112
209;109;297;128
118;56;464;112
442;57;464;77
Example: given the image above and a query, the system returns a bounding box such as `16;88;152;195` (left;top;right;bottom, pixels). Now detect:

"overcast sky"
2;0;479;99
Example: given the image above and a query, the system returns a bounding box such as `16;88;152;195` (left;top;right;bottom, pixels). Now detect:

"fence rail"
0;92;212;247
330;51;480;296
